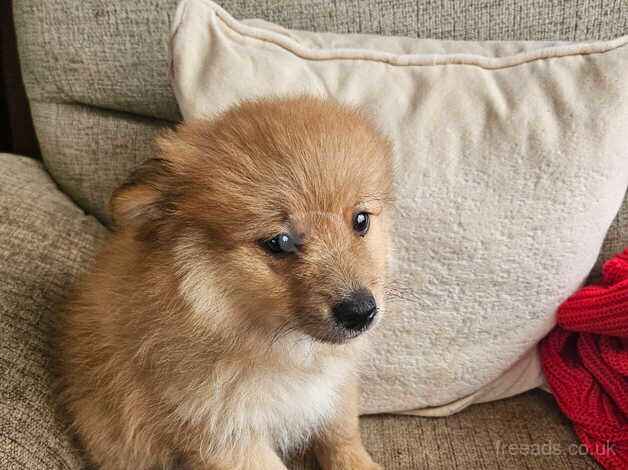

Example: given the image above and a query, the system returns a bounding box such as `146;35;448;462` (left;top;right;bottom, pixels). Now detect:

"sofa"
1;1;626;468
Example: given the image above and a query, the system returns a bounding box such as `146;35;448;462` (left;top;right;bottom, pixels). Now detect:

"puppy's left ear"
109;158;174;228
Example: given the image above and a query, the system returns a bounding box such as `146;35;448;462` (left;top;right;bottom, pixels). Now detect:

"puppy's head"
112;97;393;344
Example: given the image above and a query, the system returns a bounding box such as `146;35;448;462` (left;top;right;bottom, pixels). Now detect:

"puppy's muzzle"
331;289;377;332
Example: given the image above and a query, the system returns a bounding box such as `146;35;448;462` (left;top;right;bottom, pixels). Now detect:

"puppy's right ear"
109;158;173;228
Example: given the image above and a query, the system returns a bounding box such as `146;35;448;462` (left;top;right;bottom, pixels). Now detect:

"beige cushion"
27;102;170;224
171;0;628;415
12;0;628;225
12;0;628;268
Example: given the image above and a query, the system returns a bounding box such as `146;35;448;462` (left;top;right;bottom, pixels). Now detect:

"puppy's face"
112;97;393;344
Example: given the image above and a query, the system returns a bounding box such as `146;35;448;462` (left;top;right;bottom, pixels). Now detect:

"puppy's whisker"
385;285;422;304
268;317;298;350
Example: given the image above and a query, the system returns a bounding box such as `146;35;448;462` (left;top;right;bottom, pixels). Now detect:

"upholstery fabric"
291;390;600;470
29;101;171;223
13;0;628;113
0;153;106;469
593;206;628;276
170;0;628;415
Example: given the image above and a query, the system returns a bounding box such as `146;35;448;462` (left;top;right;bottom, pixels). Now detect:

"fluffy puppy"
56;97;393;470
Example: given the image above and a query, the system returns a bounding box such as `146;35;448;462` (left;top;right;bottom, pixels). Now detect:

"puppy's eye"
262;233;298;255
353;212;370;236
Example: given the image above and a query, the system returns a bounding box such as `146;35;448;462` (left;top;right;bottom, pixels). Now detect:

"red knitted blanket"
540;248;628;469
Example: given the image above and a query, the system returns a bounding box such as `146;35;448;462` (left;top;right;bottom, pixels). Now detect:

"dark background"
0;0;40;158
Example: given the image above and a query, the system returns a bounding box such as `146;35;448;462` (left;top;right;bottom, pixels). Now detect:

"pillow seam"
192;0;628;70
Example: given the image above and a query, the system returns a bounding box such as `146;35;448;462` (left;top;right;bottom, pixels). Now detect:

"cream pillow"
170;0;628;415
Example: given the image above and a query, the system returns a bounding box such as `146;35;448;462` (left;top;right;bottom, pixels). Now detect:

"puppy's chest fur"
173;341;354;454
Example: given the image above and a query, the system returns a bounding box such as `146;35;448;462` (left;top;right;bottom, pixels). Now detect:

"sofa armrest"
0;153;105;469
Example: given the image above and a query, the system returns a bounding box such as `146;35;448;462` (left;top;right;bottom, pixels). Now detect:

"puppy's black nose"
332;289;377;331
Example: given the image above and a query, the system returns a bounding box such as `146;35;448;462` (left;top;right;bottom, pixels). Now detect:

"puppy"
56;97;393;470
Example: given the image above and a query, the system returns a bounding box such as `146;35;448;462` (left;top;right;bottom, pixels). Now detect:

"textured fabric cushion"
291;390;599;470
27;102;170;224
11;0;628;275
0;153;106;469
12;0;628;226
171;0;628;415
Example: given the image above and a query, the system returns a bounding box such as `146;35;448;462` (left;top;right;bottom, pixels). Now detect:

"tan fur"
56;97;393;469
